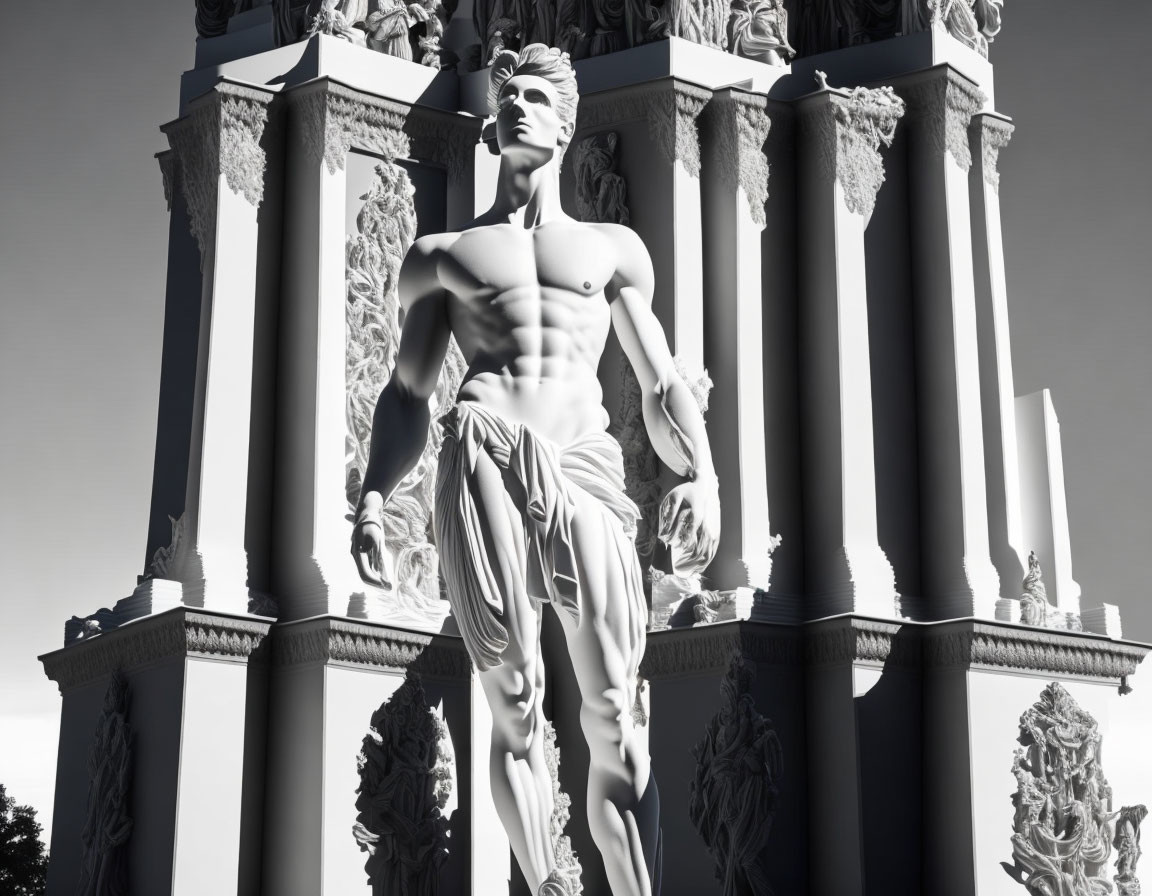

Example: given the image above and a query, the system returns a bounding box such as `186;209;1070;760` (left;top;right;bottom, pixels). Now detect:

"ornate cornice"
577;80;713;177
923;623;1149;679
973;114;1014;194
640;622;801;680
901;68;986;171
405;107;482;184
803;84;905;220
273;618;471;680
804;617;920;668
288;79;410;174
163;82;273;260
707;90;772;229
42;609;272;693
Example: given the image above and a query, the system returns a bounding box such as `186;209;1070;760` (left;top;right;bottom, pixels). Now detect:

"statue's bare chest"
438;224;616;302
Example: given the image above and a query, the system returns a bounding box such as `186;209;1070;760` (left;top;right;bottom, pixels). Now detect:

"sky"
1;0;1149;840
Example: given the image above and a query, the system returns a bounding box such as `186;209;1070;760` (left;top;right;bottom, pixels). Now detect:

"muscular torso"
424;219;622;445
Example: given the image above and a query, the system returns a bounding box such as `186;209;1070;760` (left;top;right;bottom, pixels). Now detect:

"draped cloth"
434;401;644;671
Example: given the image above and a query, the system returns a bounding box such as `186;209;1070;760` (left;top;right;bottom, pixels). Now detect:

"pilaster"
160;81;274;613
797;82;904;618
577;78;712;366
273;79;411;621
896;65;1000;618
700;89;777;592
970;113;1028;605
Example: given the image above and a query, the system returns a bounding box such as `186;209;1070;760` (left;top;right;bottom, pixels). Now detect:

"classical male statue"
352;44;721;896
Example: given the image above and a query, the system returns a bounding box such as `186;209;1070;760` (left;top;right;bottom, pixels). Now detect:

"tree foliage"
0;784;48;896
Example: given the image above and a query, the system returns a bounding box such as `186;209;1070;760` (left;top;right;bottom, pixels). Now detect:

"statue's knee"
490;685;541;756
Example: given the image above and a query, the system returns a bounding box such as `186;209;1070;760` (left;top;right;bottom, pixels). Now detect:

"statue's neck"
490;156;567;227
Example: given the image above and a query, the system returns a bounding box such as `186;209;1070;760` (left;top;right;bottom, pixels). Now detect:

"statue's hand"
658;476;720;577
351;492;392;588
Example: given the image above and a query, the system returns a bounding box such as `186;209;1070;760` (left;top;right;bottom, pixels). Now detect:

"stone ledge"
272;616;471;681
41;608;273;693
639;617;1150;683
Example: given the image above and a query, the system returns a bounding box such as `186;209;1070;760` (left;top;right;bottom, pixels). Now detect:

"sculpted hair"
487;44;579;137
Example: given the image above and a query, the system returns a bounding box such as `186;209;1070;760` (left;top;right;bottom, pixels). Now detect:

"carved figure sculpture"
353;44;722;895
352;670;455;895
727;0;795;65
78;671;133;896
1020;551;1051;627
1114;805;1147;896
902;0;1002;58
346;162;466;621
1007;682;1147;896
689;655;782;896
307;0;368;44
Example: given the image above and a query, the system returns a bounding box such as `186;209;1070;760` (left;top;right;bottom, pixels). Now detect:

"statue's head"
487;44;579;162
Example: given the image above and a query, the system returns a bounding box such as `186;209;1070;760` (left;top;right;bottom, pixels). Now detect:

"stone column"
577;78;712;365
897;66;1000;619
274;79;410;621
1015;389;1082;619
796;84;904;618
160;81;274;614
700;89;777;592
969;113;1028;610
407;106;483;230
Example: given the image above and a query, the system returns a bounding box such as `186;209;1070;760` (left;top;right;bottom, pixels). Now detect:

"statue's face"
495;74;573;161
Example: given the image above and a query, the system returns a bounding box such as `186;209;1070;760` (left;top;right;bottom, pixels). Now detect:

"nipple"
583;281;591;290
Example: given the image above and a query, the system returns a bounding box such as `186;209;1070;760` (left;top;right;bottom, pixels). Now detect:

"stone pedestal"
40;609;272;896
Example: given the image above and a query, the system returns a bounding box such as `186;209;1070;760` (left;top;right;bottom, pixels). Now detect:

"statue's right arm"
352;237;453;585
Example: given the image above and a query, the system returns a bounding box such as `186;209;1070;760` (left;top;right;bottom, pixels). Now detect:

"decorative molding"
273;618;472;679
290;80;410;174
805;82;904;220
1009;682;1145;894
78;670;133;896
577;81;712;177
708;91;772;229
640;623;802;679
164;83;272;260
405;109;482;183
156;150;176;212
923;623;1148;680
353;670;454;894
689;655;782;895
542;720;583;895
974;114;1013;193
42;610;272;692
902;69;986;171
804;618;919;668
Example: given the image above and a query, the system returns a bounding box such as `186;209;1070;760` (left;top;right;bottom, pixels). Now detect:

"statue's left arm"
606;225;721;574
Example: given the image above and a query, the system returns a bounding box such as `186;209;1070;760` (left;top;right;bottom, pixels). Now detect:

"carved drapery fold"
578;81;712;177
974;114;1013;193
291;81;410;174
164;83;273;260
708;91;772;229
805;82;905;219
903;70;986;171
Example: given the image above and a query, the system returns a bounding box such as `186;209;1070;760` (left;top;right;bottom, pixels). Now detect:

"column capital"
972;113;1014;193
162;80;274;259
287;78;410;174
577;78;713;177
706;89;773;230
405;106;483;184
899;66;986;171
801;82;906;219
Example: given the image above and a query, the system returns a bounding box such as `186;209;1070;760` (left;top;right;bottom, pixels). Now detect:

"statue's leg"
466;449;557;891
557;501;654;896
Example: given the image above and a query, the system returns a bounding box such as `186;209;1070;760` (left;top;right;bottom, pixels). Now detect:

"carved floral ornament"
975;114;1014;193
805;77;905;220
272;618;472;679
708;91;772;229
902;69;987;171
577;81;712;177
163;83;273;261
289;81;410;174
